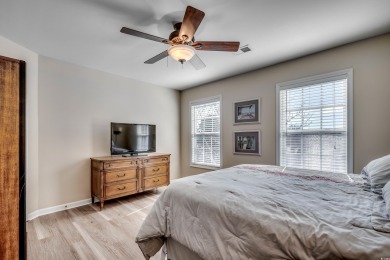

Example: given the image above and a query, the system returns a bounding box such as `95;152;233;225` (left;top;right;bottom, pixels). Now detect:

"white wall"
0;35;39;214
37;56;180;209
181;33;390;177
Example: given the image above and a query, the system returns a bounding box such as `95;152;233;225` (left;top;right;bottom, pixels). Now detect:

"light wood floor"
27;188;165;260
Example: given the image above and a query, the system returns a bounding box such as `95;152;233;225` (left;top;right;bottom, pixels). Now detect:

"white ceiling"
1;0;390;90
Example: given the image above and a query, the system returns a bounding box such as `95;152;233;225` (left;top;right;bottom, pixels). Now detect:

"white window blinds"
191;96;221;168
277;70;353;173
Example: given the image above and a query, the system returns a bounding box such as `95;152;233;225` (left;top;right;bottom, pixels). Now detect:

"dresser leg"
100;201;104;210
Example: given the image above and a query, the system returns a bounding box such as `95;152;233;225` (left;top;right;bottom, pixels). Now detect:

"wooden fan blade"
120;27;168;44
179;6;205;43
189;54;206;70
144;50;169;64
192;41;240;52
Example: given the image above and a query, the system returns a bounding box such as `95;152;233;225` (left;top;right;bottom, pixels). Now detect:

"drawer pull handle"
153;179;160;183
117;186;126;190
117;173;126;177
153;168;160;172
162;158;167;161
106;163;111;168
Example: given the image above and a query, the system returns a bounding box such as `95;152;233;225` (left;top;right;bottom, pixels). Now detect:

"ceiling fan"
120;6;240;70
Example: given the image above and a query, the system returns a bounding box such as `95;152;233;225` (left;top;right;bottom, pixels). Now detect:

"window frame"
276;69;353;173
189;95;222;170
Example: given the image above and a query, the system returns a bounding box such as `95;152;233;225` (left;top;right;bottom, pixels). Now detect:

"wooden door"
0;55;26;260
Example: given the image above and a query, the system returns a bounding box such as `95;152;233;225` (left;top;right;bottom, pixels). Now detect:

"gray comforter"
136;164;390;259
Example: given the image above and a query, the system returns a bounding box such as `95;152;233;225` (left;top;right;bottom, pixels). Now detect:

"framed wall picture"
234;98;260;124
233;130;261;155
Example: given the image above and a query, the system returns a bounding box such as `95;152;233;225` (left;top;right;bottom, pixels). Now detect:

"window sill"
190;164;220;171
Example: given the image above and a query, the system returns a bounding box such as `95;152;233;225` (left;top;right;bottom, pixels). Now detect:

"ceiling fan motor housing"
169;29;180;43
169;22;194;44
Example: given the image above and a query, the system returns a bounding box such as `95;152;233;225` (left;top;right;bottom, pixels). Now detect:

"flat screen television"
111;123;156;156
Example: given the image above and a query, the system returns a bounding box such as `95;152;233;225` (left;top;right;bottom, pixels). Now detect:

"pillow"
383;181;390;217
361;154;390;194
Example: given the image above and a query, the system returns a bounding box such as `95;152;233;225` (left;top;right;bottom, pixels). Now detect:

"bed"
136;163;390;259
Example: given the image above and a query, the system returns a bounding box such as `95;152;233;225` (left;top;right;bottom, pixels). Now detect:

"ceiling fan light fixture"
168;45;195;63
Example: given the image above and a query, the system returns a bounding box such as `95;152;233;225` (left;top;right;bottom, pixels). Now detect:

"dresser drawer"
142;156;169;165
144;164;167;177
105;181;137;197
104;160;136;169
105;169;137;183
144;175;168;189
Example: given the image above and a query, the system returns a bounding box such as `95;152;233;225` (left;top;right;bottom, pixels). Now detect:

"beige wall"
181;33;390;176
2;32;389;214
37;56;180;209
1;34;181;215
0;35;40;214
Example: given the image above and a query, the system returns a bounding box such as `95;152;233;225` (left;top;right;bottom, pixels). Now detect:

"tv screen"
111;123;156;155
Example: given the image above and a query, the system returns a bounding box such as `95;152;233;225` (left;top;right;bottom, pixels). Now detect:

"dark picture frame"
234;98;260;124
233;130;261;155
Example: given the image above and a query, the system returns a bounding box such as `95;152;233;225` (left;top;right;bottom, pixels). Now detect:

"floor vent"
235;44;252;55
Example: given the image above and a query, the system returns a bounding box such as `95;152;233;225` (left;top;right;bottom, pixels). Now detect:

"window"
276;69;353;173
190;96;221;168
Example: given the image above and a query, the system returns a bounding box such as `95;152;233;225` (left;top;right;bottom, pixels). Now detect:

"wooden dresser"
91;153;170;209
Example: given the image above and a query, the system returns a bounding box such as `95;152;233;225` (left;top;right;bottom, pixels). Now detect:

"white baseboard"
27;198;92;221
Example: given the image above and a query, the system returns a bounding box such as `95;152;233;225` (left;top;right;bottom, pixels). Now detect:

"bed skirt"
165;238;203;260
